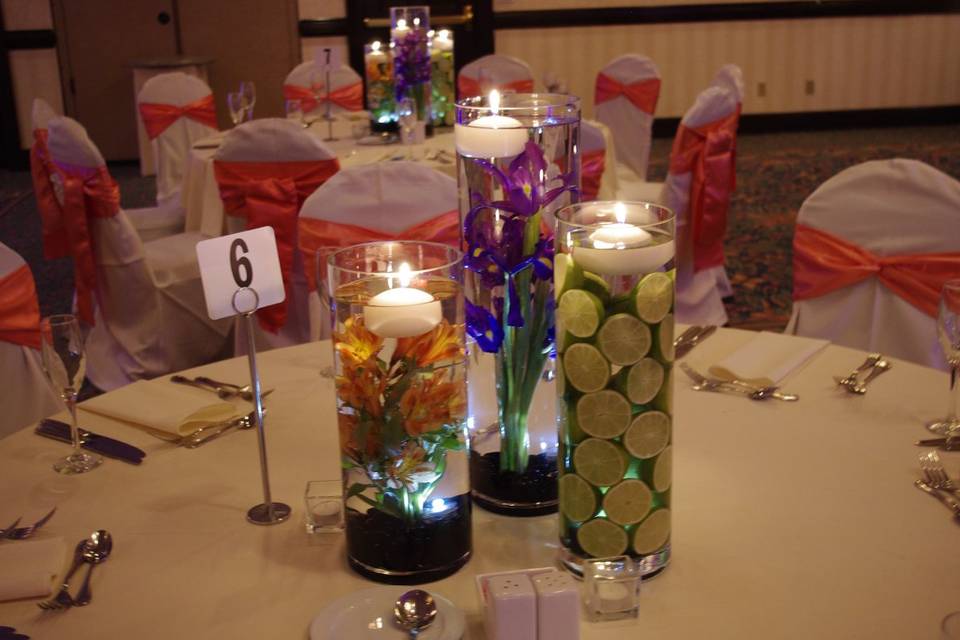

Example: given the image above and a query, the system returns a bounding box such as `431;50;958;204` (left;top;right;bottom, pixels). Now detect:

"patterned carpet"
3;124;960;329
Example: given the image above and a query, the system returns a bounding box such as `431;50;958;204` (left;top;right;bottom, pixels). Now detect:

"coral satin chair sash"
0;264;42;349
580;149;606;201
298;210;460;292
594;73;661;114
214;159;341;333
457;76;534;99
138;94;217;140
668;111;739;272
30;129;69;259
792;224;960;318
282;83;364;113
49;164;121;325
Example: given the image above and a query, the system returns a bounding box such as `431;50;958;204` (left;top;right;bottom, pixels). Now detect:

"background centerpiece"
391;6;432;137
455;91;581;516
328;241;471;584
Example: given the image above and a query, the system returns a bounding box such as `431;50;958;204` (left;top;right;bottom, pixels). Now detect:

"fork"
680;363;799;401
3;507;56;540
919;451;960;497
836;353;882;387
913;479;960;520
37;541;86;610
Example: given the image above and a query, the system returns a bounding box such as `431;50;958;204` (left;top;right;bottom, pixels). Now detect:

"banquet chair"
458;54;534;99
137;72;218;218
283;62;364;117
594;54;661;183
786;159;960;369
213;118;340;352
298;161;459;340
710;64;745;103
0;242;61;437
45;116;232;391
30;98;67;261
661;85;740;326
580;119;613;201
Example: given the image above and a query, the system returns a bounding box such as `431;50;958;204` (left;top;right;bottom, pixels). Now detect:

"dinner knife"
35;419;145;465
674;325;716;358
915;437;960;451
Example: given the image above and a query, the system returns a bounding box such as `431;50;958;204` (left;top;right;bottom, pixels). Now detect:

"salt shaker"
532;571;580;640
486;573;537;640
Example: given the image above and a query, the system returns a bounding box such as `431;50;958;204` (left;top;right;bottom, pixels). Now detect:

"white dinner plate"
308;587;464;640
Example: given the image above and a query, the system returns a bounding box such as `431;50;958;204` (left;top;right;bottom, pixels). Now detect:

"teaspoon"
394;589;438;638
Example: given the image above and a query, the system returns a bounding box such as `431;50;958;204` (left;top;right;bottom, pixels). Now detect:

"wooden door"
54;0;178;160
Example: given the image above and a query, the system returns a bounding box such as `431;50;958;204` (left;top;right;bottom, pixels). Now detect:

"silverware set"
679;362;800;402
834;353;891;394
0;508;56;541
674;325;717;358
38;530;112;611
914;452;960;522
170;375;272;402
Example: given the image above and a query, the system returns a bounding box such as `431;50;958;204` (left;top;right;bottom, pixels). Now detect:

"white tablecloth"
1;328;957;639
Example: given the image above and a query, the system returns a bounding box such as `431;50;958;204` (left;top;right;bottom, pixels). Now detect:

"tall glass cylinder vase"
391;6;432;133
554;202;675;578
328;241;471;584
430;29;455;128
364;40;396;131
456;92;581;516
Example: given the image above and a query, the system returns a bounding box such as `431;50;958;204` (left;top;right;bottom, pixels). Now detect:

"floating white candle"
455;90;527;158
573;202;675;275
433;29;453;52
364;263;441;338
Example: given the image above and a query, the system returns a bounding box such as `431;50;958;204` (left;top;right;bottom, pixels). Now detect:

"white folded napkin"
0;537;65;602
80;379;241;437
708;332;828;387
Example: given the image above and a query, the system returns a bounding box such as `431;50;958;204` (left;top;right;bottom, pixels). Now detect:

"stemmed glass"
285;99;304;127
227;92;245;127
239;81;256;121
40;315;101;474
927;279;960;435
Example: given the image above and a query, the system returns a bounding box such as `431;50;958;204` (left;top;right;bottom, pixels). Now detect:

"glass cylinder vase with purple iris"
455;92;581;516
391;6;432;136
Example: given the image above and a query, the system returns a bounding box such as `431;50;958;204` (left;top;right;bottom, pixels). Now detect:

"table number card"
196;227;285;320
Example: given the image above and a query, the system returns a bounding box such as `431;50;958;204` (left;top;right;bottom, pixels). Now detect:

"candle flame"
438;29;450;40
614;201;627;224
371;40;381;52
413;17;420;26
488;89;501;116
396;18;407;29
397;262;412;288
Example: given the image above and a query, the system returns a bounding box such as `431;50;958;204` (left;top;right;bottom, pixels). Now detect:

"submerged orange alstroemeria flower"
338;411;381;461
336;358;386;418
399;369;467;437
334;316;383;368
392;320;464;368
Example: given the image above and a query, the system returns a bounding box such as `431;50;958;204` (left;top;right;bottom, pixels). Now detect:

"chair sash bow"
138;94;217;140
214;159;341;333
594;73;661;114
30;129;70;259
457;76;534;99
0;264;42;349
668;110;739;272
580;148;606;201
792;224;960;317
282;83;364;113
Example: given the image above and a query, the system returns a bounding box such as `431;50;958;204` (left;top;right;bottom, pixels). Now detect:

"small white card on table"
195;227;285;320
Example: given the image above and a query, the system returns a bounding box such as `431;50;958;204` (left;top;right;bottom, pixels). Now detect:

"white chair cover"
0;243;60;437
32;98;58;131
595;54;660;182
284;62;363;116
46;116;231;391
579;119;618;201
785;159;960;368
458;54;534;97
137;72;218;209
300;161;458;340
214;118;339;352
710;64;745;103
662;86;740;327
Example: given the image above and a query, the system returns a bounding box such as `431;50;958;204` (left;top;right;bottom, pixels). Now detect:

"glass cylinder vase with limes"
555;201;675;577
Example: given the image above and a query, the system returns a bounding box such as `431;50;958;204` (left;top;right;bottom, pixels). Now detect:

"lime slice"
559;473;598;523
632;508;671;554
582;271;611;304
555;253;584;296
633;272;673;324
651;445;672;492
557;289;604;338
620;357;664;405
563;343;610;393
596;314;651;366
622;411;671;459
576;390;631;439
577;518;629;558
563;404;587;444
573;438;627;487
602;479;653;526
653;366;672;414
652;314;674;363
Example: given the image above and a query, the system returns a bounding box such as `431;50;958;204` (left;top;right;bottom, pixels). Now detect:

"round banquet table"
1;328;957;639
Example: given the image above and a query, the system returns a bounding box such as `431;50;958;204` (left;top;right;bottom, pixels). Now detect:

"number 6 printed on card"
196;227;286;320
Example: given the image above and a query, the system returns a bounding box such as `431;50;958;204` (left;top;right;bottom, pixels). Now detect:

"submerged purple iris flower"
466;300;504;353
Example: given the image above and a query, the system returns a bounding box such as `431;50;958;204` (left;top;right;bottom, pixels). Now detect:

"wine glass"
227;92;245;127
40;315;102;474
927;278;960;435
285;99;305;127
239;81;256;121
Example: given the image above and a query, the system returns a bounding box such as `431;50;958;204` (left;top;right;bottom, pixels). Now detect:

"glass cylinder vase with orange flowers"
328;241;470;585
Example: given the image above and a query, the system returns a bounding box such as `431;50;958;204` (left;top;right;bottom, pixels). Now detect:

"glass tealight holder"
304;480;344;533
582;556;642;622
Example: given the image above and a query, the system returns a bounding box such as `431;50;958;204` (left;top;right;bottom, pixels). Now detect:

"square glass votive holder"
304;480;344;533
582;556;641;621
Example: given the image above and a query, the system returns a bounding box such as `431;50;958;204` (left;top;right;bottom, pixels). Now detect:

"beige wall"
496;14;960;119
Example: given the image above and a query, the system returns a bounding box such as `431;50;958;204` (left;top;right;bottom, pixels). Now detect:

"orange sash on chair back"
298;210;460;293
594;73;661;114
138;94;218;140
580;149;605;202
668;110;739;273
0;264;42;349
792;224;960;318
48;163;122;326
457;76;534;99
214;159;341;333
282;83;364;113
30;129;69;259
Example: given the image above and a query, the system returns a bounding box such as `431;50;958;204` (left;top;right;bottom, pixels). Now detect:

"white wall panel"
301;36;348;65
297;0;344;19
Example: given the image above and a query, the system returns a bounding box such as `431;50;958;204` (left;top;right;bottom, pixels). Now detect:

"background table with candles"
0;327;957;638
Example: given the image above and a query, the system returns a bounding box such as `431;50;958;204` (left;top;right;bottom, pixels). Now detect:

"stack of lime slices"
555;254;673;560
